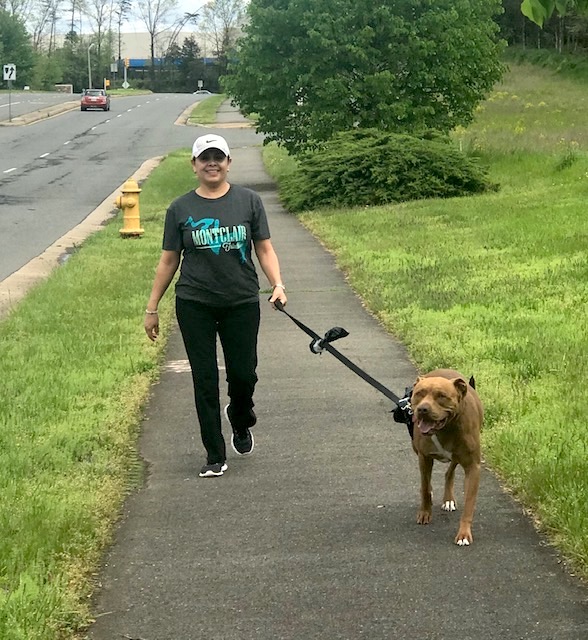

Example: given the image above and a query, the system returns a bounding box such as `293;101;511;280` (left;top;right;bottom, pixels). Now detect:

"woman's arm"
254;238;287;306
144;249;181;341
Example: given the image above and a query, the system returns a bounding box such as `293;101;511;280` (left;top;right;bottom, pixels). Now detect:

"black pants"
176;297;260;464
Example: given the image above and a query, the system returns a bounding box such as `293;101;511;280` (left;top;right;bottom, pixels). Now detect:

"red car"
81;89;111;111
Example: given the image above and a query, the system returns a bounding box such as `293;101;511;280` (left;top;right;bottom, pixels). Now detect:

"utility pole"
87;42;96;88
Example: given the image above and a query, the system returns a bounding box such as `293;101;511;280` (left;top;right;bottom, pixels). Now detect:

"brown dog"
410;369;483;546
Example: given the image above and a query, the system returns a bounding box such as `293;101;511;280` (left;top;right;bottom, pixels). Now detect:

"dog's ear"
453;377;468;400
415;376;424;384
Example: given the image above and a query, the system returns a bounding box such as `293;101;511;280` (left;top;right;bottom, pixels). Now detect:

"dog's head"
411;375;469;436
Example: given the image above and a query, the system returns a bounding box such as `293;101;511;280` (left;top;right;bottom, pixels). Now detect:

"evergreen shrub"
279;129;497;213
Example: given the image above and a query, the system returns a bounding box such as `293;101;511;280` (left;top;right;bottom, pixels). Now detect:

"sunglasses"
197;150;227;162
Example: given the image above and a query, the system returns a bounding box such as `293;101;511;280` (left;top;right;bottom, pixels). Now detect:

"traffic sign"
3;64;16;81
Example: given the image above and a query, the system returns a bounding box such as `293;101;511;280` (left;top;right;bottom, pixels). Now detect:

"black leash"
273;300;403;406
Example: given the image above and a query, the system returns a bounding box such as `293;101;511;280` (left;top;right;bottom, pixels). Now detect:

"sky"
120;1;212;33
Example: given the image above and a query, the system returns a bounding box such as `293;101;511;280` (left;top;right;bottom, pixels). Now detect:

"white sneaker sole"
199;463;228;477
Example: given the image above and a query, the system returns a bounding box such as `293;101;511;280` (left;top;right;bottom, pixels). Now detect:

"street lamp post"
87;42;96;89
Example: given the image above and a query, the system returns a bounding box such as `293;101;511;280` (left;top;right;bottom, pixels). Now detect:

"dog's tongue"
417;419;436;435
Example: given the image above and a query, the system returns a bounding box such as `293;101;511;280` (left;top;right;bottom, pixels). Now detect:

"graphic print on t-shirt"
185;216;247;263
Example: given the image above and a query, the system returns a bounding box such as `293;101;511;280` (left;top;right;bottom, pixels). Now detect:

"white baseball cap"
191;134;230;159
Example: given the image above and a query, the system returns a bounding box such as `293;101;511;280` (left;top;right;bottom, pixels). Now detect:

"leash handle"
273;299;286;312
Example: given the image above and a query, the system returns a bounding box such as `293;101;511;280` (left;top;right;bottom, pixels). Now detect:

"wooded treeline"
499;0;588;51
1;1;587;94
0;0;246;92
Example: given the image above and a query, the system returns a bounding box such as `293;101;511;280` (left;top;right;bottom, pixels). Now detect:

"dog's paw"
417;510;432;525
442;500;457;512
454;529;473;546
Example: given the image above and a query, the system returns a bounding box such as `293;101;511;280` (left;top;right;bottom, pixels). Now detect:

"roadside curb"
0;99;253;319
0;157;163;320
0;101;79;126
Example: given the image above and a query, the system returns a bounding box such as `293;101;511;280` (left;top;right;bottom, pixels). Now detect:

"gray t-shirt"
163;184;270;306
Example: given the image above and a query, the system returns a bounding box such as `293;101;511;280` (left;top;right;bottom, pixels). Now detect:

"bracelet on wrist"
273;283;286;291
145;309;159;315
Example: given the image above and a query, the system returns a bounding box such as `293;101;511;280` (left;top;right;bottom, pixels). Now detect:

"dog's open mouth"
417;418;446;435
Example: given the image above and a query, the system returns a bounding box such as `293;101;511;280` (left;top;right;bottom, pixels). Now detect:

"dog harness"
273;301;474;449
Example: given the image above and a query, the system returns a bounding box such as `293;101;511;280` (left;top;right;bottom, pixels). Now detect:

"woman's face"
192;149;231;188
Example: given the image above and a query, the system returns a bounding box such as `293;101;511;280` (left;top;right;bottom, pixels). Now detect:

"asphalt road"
0;89;78;121
0;92;261;281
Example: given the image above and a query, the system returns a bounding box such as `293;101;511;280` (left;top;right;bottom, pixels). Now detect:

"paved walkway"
86;105;587;640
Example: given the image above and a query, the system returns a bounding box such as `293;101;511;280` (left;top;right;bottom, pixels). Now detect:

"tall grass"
0;150;195;639
264;62;588;576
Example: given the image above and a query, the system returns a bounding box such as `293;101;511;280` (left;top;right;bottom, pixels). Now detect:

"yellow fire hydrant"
115;179;144;238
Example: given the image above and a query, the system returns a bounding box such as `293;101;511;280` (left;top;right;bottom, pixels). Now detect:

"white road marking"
63;140;71;145
39;153;49;158
3;167;17;174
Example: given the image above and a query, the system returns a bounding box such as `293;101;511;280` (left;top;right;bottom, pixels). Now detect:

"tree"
31;48;62;88
113;0;132;62
85;0;115;83
0;8;36;85
200;0;246;74
522;0;588;26
54;32;89;91
136;0;178;88
29;0;64;52
224;0;505;154
176;35;205;91
67;0;84;37
3;0;35;22
163;10;200;58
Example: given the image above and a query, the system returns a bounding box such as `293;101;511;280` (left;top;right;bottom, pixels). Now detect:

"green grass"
0;150;196;639
264;62;588;576
1;61;588;639
108;88;152;96
187;93;227;125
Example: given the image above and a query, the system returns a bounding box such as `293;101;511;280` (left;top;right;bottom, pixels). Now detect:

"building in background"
52;30;213;60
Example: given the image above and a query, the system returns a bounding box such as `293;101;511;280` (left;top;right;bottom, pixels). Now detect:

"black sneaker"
231;429;254;456
224;404;256;455
199;462;228;477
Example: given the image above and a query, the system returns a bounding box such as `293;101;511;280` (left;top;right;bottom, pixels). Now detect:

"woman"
144;134;287;477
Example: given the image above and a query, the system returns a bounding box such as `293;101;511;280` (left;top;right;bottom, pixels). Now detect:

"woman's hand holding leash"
269;283;287;309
